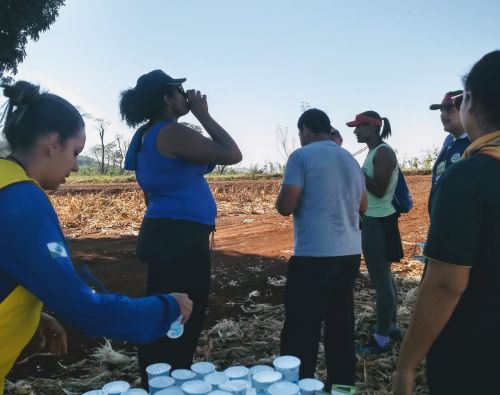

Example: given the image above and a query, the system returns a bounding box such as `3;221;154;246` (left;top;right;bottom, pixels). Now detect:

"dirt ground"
7;176;431;393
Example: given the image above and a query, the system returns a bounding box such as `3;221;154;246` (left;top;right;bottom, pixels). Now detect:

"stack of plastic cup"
224;366;250;381
123;389;148;395
181;379;213;395
149;376;175;394
273;356;300;383
204;371;229;387
268;381;300;395
102;381;131;395
171;368;197;385
146;363;172;381
253;370;282;395
297;379;324;395
249;365;274;387
192;362;216;379
207;391;232;395
156;387;185;395
218;379;250;395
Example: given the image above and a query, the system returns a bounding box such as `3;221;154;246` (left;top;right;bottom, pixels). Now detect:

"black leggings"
361;215;400;336
280;255;360;387
136;218;213;388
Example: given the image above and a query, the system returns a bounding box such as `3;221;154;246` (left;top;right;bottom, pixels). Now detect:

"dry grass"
5;264;425;395
5;179;430;394
50;182;281;238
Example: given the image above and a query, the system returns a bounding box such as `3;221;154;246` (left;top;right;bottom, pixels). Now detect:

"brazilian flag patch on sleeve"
47;242;68;258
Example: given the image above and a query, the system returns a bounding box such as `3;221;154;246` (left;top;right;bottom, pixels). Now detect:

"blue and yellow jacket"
0;160;179;393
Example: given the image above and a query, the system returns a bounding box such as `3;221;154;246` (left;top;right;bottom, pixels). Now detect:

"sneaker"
368;324;404;342
357;337;392;355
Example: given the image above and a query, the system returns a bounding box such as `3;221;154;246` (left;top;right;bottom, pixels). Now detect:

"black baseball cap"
136;70;186;91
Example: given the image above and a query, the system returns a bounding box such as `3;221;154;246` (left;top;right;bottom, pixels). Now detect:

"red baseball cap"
346;113;382;127
429;90;463;110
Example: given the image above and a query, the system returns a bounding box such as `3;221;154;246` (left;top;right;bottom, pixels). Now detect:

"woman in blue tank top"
120;70;241;388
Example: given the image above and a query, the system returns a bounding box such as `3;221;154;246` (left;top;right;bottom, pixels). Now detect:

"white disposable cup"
207;391;232;395
205;371;229;386
192;362;216;379
268;381;300;395
82;391;106;395
123;389;149;395
167;315;184;338
156;387;185;395
218;379;250;395
224;366;250;381
102;381;130;395
253;370;282;395
149;376;175;394
249;365;274;387
181;379;213;395
273;356;301;383
171;368;196;385
146;363;172;380
298;379;324;395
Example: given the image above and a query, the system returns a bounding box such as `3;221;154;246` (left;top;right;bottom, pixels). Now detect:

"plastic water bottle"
167;315;184;339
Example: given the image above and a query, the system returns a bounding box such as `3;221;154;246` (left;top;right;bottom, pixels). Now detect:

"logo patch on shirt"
436;161;446;176
451;153;461;163
47;242;68;258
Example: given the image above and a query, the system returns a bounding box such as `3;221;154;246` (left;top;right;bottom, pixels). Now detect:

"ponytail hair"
357;110;392;140
1;80;84;152
380;117;392;140
120;70;186;128
119;84;179;128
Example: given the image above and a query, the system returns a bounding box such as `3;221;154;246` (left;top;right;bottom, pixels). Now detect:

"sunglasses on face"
176;86;186;96
452;93;463;110
165;84;186;97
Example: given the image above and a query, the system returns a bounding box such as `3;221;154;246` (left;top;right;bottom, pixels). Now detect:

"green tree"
1;0;65;82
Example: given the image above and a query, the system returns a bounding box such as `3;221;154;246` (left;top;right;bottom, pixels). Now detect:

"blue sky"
6;0;500;166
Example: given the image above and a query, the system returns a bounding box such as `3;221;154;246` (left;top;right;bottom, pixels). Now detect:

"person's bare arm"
156;90;242;165
393;259;470;394
365;146;397;197
359;190;368;214
275;184;303;216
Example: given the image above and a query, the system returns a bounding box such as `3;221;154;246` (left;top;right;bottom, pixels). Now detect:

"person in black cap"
120;70;242;388
429;90;471;194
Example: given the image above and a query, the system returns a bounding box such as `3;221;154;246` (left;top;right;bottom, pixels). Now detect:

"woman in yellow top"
346;111;403;354
0;81;193;394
